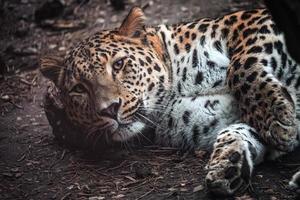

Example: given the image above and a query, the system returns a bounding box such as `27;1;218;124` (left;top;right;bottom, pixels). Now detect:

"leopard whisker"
135;112;158;128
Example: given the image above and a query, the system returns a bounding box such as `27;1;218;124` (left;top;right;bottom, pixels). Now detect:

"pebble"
49;44;57;49
181;6;188;12
147;0;153;6
26;47;38;54
100;188;109;193
162;19;169;24
1;95;10;101
32;122;40;126
111;15;118;23
96;18;105;24
99;11;106;16
58;46;66;51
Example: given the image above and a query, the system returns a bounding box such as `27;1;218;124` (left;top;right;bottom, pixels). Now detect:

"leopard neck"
154;21;231;96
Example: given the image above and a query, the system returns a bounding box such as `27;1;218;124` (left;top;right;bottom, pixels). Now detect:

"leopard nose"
98;100;121;120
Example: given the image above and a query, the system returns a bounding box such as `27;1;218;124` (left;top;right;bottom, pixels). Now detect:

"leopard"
40;7;300;196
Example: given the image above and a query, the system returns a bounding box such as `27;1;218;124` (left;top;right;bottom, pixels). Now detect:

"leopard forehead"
64;30;163;80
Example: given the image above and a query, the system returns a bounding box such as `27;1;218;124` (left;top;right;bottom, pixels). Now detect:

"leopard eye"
112;58;125;70
70;83;86;94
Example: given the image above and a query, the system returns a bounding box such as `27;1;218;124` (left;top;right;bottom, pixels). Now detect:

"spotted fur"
40;7;300;195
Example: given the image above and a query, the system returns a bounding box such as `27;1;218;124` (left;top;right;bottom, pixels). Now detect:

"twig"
49;150;67;168
9;101;23;109
105;160;128;172
60;192;71;200
17;154;26;162
60;149;66;160
135;188;154;200
20;79;33;86
31;74;38;85
281;163;300;166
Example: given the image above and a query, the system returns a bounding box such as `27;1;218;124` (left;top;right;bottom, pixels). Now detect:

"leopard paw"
267;97;297;152
205;143;253;195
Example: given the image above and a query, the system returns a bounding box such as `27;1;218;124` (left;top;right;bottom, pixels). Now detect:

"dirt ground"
1;0;300;199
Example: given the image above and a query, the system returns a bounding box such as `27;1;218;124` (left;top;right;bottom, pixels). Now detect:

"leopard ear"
118;7;146;37
40;55;65;87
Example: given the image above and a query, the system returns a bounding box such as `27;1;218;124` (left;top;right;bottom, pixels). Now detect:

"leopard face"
40;8;170;143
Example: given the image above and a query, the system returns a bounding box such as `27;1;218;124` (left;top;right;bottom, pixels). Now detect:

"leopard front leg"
227;44;297;152
205;123;266;195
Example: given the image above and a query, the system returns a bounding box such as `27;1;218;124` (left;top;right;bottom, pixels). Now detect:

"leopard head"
40;7;170;145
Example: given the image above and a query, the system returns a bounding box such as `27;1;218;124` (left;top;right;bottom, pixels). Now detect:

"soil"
1;0;300;199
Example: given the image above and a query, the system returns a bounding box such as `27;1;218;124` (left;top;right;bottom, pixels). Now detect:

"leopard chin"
112;121;146;142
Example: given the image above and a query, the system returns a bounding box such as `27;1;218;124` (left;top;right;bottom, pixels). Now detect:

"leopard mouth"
88;101;149;143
